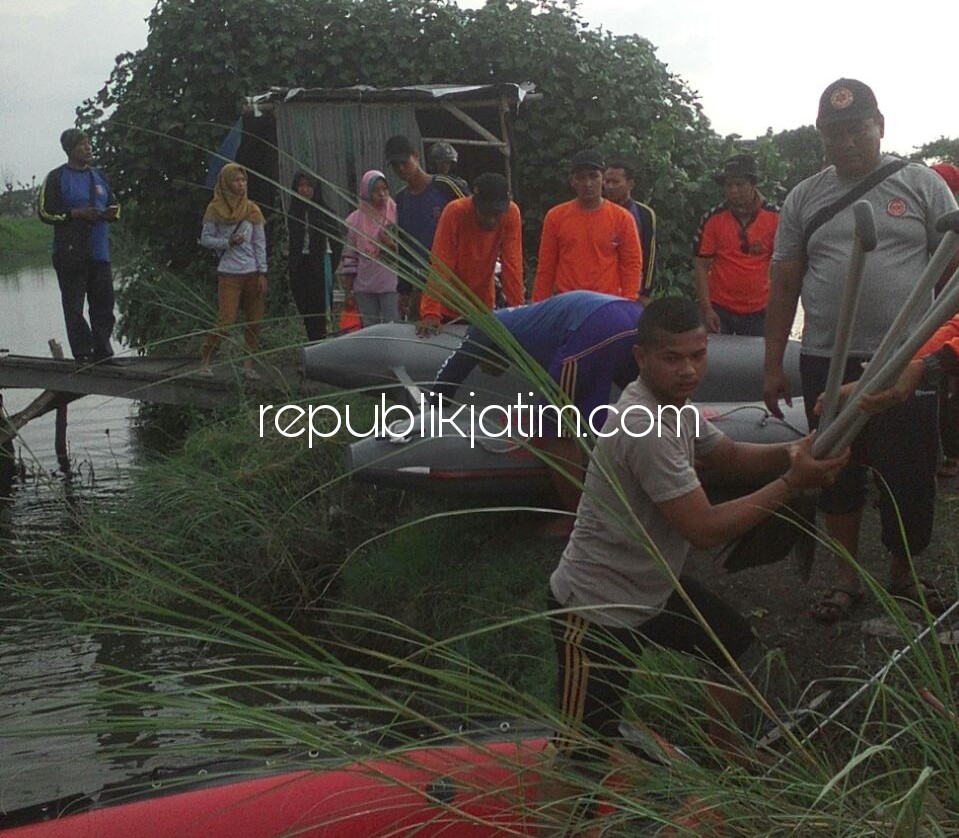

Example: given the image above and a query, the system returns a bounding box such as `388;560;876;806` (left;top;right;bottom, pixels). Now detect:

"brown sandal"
810;588;864;623
888;578;946;614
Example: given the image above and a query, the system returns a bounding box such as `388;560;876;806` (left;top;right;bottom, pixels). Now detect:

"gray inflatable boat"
302;323;807;500
301;324;803;407
345;399;808;500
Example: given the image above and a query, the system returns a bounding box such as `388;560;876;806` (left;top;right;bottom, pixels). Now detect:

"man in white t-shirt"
549;297;847;763
763;78;958;622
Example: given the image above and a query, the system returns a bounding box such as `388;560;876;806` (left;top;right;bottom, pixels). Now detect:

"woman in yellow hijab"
198;163;268;379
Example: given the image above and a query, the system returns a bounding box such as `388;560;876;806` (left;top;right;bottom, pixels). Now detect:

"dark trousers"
549;578;752;760
289;253;327;342
940;379;959;459
800;353;938;556
714;303;766;337
53;258;115;359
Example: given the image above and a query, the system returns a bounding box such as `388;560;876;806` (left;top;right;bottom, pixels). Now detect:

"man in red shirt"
532;149;642;302
693;153;779;336
418;172;524;334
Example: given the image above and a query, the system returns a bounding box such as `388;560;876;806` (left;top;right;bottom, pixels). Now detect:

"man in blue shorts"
432;291;642;517
385;134;469;320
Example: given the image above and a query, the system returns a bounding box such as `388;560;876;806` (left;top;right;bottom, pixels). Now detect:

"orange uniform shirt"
421;197;524;322
531;200;642;302
694;201;779;314
918;313;959;359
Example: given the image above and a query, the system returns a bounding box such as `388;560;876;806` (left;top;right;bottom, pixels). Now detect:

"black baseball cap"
385;135;416;164
570;149;606;173
817;78;880;127
713;153;758;184
472;172;510;213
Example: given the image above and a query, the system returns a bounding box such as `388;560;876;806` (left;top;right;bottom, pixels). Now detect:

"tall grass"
5;132;958;835
8;544;958;835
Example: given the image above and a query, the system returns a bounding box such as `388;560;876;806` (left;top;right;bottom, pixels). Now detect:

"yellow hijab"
203;163;266;225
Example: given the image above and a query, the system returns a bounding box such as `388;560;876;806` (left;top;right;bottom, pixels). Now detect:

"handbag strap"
801;158;909;251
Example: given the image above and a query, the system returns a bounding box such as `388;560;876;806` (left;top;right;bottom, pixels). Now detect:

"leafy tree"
910;136;959;165
764;125;823;193
77;0;727;347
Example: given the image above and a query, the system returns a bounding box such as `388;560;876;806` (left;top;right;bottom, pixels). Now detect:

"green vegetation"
0;216;51;265
912;136;959;165
77;0;728;347
8;1;955;830
15;508;959;835
43;394;399;618
11;322;958;832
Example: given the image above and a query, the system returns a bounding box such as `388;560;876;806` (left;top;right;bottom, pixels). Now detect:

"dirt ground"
687;477;959;718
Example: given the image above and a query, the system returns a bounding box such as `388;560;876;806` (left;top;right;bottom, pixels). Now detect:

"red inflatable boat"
2;735;550;838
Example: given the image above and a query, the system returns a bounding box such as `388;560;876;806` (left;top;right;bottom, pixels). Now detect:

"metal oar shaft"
799;599;959;748
815;261;959;457
817;201;875;438
847;215;959;400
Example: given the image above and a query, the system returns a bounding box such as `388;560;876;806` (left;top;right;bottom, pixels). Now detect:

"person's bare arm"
657;435;847;550
693;256;721;333
695;434;791;486
763;258;803;417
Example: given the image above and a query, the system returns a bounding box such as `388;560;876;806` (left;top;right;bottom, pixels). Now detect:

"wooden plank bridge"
0;350;331;449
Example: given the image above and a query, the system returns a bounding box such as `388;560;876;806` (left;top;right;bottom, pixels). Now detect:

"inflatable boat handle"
391;364;425;405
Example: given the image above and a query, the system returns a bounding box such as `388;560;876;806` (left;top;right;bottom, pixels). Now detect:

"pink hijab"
345;170;397;257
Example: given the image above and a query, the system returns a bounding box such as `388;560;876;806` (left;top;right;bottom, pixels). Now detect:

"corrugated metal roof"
249;82;535;107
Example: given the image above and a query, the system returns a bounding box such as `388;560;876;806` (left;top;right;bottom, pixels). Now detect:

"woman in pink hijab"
337;170;399;327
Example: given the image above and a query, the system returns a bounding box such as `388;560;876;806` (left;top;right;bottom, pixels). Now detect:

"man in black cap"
418;172;524;333
763;78;958;622
427;141;469;195
384;134;469;320
532;149;641;302
693;153;779;335
38;129;120;363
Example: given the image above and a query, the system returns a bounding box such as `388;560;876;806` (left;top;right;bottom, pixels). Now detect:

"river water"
1;263;135;537
0;264;269;818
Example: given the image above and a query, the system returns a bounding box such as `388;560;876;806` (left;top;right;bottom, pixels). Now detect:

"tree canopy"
911;136;959;165
77;0;735;345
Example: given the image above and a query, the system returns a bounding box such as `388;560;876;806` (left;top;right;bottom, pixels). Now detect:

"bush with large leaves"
77;0;729;348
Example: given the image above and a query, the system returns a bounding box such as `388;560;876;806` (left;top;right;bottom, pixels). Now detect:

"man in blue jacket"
432;291;642;520
39;129;120;363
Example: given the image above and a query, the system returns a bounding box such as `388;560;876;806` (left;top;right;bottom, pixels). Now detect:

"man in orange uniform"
856;314;959;417
693;153;779;336
418;172;524;333
532;149;642;302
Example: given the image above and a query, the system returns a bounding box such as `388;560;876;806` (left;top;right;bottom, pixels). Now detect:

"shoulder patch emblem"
887;198;907;217
830;87;854;110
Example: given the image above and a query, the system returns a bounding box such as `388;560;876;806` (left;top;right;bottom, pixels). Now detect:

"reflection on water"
0;621;240;813
1;264;337;818
1;264;170;813
1;265;134;569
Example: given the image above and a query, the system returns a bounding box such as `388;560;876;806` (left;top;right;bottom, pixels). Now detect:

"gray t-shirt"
773;156;958;357
549;377;723;627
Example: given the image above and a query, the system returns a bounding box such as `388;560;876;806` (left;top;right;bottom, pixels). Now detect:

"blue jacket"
38;163;119;263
